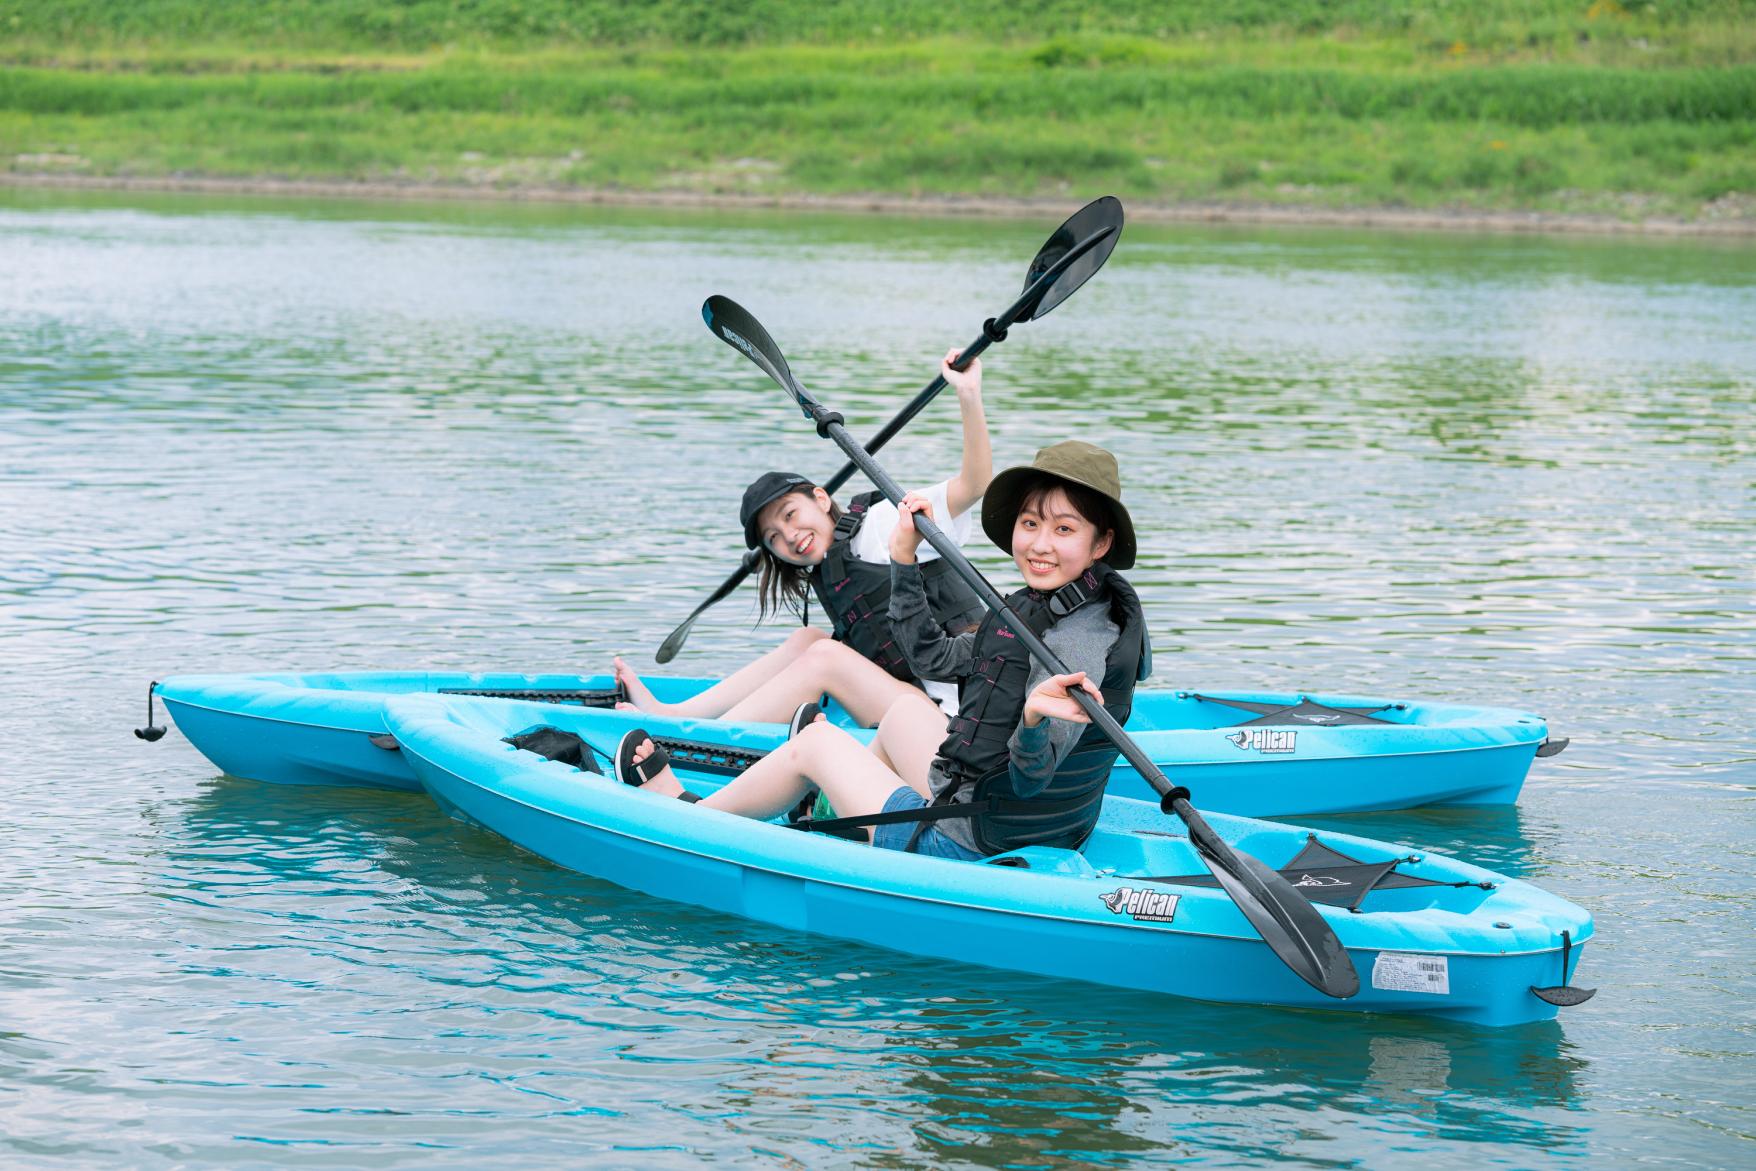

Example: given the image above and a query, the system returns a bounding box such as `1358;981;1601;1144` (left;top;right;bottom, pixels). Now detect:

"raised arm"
887;492;977;683
940;348;992;519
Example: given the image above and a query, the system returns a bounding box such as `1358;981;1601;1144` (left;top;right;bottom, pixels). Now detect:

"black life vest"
809;490;987;682
935;562;1148;855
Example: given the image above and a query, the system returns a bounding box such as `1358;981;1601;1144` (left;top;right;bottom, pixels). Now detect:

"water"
2;189;1752;1167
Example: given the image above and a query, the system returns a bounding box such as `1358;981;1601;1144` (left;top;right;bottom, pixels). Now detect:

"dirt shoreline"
6;172;1754;238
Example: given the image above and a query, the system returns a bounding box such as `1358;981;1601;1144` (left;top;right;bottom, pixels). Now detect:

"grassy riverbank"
3;2;1753;223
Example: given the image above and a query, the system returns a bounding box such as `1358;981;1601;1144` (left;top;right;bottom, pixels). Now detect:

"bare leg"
864;692;948;798
613;626;829;717
719;637;922;726
633;723;904;835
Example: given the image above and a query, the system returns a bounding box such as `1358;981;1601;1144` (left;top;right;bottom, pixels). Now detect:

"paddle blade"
655;549;762;663
1020;195;1124;321
703;295;795;393
1196;832;1360;999
654;616;695;665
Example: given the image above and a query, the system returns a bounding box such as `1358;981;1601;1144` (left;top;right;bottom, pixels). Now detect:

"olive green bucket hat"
981;440;1136;571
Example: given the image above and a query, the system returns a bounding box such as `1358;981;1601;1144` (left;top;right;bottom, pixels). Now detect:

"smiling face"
757;487;837;566
1011;485;1114;591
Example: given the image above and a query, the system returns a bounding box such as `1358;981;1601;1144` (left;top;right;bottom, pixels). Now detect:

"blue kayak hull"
156;670;1555;814
384;694;1594;1027
158;672;720;793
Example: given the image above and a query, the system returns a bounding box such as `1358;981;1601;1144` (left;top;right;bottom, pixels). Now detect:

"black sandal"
788;700;824;740
786;700;827;823
614;728;672;787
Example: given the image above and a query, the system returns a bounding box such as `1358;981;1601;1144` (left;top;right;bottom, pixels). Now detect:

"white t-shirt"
839;479;975;715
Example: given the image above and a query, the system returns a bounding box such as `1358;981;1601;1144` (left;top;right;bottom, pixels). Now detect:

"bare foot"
630;737;684;799
614;656;671;715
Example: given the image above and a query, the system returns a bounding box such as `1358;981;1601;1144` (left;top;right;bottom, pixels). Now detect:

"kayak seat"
982;847;1097;877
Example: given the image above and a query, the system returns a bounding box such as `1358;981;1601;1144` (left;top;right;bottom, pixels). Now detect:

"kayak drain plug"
134;680;166;742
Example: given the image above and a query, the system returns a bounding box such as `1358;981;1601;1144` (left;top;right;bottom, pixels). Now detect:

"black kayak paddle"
654;196;1124;663
700;293;1360;1001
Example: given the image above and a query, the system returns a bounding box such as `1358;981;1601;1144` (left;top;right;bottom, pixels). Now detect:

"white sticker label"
1371;952;1450;995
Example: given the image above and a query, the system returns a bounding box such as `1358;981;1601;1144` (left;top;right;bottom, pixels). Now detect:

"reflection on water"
134;779;1587;1166
1;191;1751;1166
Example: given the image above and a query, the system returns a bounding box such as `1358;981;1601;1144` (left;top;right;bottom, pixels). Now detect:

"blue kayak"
153;670;1563;816
381;693;1595;1027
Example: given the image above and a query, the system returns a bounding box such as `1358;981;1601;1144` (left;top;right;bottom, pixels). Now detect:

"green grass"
5;1;1754;58
3;3;1753;220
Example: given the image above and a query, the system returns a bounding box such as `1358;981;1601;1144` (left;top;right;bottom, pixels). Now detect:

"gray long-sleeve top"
888;560;1121;853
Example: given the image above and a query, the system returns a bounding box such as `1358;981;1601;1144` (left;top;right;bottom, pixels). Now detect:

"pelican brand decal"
1226;729;1298;754
1293;873;1348;889
1100;887;1180;923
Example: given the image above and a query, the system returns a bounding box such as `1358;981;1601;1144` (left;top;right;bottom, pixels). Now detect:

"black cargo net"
1141;833;1493;913
1193;694;1400;727
441;686;625;708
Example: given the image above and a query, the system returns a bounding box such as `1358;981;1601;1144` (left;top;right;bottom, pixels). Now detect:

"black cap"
740;472;812;549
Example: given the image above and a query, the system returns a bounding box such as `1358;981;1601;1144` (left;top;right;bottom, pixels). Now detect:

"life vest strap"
784;798;992;837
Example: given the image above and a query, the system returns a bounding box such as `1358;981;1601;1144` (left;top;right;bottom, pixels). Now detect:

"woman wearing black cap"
617;440;1147;862
613;348;992;728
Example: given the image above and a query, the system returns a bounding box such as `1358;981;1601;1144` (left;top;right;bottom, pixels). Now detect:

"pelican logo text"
1226;729;1297;754
1293;873;1348;888
1100;887;1180;923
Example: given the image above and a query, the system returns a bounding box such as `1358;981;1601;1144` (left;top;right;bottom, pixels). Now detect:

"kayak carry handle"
134;680;166;742
1531;930;1597;1007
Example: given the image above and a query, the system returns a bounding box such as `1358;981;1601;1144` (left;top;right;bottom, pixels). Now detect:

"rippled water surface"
2;189;1752;1168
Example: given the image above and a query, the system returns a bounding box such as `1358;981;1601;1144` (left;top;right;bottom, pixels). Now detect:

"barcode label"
1371;952;1451;995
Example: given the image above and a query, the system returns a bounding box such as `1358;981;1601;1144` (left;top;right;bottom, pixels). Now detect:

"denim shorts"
870;787;984;861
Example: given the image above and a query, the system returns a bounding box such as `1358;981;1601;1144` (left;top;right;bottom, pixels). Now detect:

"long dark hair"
753;487;843;622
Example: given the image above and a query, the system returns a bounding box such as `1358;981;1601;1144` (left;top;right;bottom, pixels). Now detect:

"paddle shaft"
705;290;1359;999
658;223;1116;660
656;335;990;661
813;226;1114;494
795;396;1175;789
793;389;1357;972
819;336;984;495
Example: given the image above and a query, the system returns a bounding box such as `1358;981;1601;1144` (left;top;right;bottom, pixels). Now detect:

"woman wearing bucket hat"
620;440;1147;863
612;347;993;729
